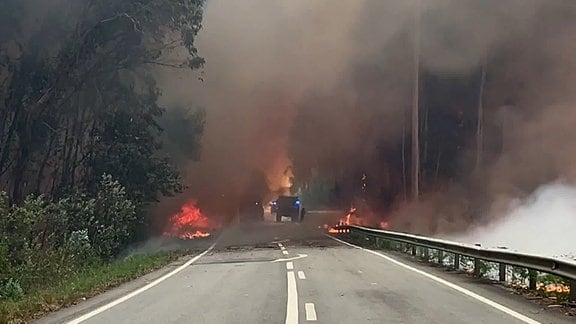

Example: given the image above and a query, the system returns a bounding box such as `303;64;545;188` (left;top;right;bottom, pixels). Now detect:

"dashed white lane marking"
282;250;289;255
286;262;294;270
305;303;317;321
286;271;299;324
66;243;216;324
327;235;541;324
298;271;306;280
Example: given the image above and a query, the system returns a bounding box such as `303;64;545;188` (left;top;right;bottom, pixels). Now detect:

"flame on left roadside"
164;200;211;239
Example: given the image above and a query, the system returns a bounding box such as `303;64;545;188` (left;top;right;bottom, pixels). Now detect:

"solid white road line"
327;235;541;324
286;271;299;324
305;303;317;321
298;271;306;280
67;243;216;324
282;250;289;255
286;261;294;270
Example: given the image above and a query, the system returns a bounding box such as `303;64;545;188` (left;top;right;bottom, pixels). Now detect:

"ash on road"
37;212;573;324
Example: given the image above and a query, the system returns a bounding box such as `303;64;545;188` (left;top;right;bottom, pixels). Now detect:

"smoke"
445;182;576;258
154;0;576;249
156;0;409;209
388;0;576;248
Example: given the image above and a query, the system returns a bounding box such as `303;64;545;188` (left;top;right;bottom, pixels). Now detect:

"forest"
0;0;206;311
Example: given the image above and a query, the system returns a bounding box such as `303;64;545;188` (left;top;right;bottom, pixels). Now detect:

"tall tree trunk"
422;98;429;190
401;116;407;202
476;55;487;172
35;129;57;194
411;0;421;201
435;148;442;183
0;103;22;176
12;128;30;203
59;115;73;191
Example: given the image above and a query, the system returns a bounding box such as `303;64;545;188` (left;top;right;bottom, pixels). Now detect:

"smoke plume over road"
156;0;576;253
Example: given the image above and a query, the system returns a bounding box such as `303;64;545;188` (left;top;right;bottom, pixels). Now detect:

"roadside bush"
0;278;24;300
0;173;137;298
91;174;136;259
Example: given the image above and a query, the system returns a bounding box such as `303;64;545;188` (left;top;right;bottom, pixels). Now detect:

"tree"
0;0;206;204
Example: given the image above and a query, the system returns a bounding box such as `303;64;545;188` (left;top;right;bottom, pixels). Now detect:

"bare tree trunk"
35;129;57;194
0;106;21;176
401;118;407;202
476;55;487;172
435;149;442;183
411;0;421;201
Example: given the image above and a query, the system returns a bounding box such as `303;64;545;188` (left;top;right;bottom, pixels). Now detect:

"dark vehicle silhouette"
271;196;305;222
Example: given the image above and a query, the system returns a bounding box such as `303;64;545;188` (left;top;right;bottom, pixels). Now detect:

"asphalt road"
37;212;574;324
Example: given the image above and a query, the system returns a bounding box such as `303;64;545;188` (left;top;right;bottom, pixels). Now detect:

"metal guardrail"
334;225;576;301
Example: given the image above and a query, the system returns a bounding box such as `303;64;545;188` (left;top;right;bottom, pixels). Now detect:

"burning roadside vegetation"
323;206;389;234
163;200;215;240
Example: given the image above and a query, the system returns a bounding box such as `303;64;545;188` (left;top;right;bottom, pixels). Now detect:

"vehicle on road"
271;195;305;222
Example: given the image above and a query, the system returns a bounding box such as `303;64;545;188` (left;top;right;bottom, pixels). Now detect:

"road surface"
38;212;573;324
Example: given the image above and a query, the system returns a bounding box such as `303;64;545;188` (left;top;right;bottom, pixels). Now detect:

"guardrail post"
499;263;506;282
437;250;444;265
453;254;460;270
570;280;576;302
474;258;481;277
528;270;537;290
473;244;481;277
423;248;429;261
411;245;416;256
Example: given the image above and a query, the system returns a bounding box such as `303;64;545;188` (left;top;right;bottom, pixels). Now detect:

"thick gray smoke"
156;0;576;256
446;182;576;259
387;1;576;258
158;0;532;195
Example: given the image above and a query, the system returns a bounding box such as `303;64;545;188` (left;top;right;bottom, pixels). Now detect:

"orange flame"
164;200;211;239
324;206;389;233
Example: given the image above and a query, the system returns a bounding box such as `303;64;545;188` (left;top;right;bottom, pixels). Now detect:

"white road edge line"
298;271;306;280
327;235;541;324
305;303;317;321
66;243;216;324
282;250;289;255
286;271;299;324
286;261;294;270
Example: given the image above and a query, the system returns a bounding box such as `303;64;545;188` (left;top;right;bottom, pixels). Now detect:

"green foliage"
0;251;182;323
90;174;136;259
1;0;206;203
159;107;206;165
0;278;24;301
0;1;207;318
511;266;529;284
0;173;139;296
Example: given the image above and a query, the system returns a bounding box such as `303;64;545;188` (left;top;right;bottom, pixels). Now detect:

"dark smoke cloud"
155;0;576;249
